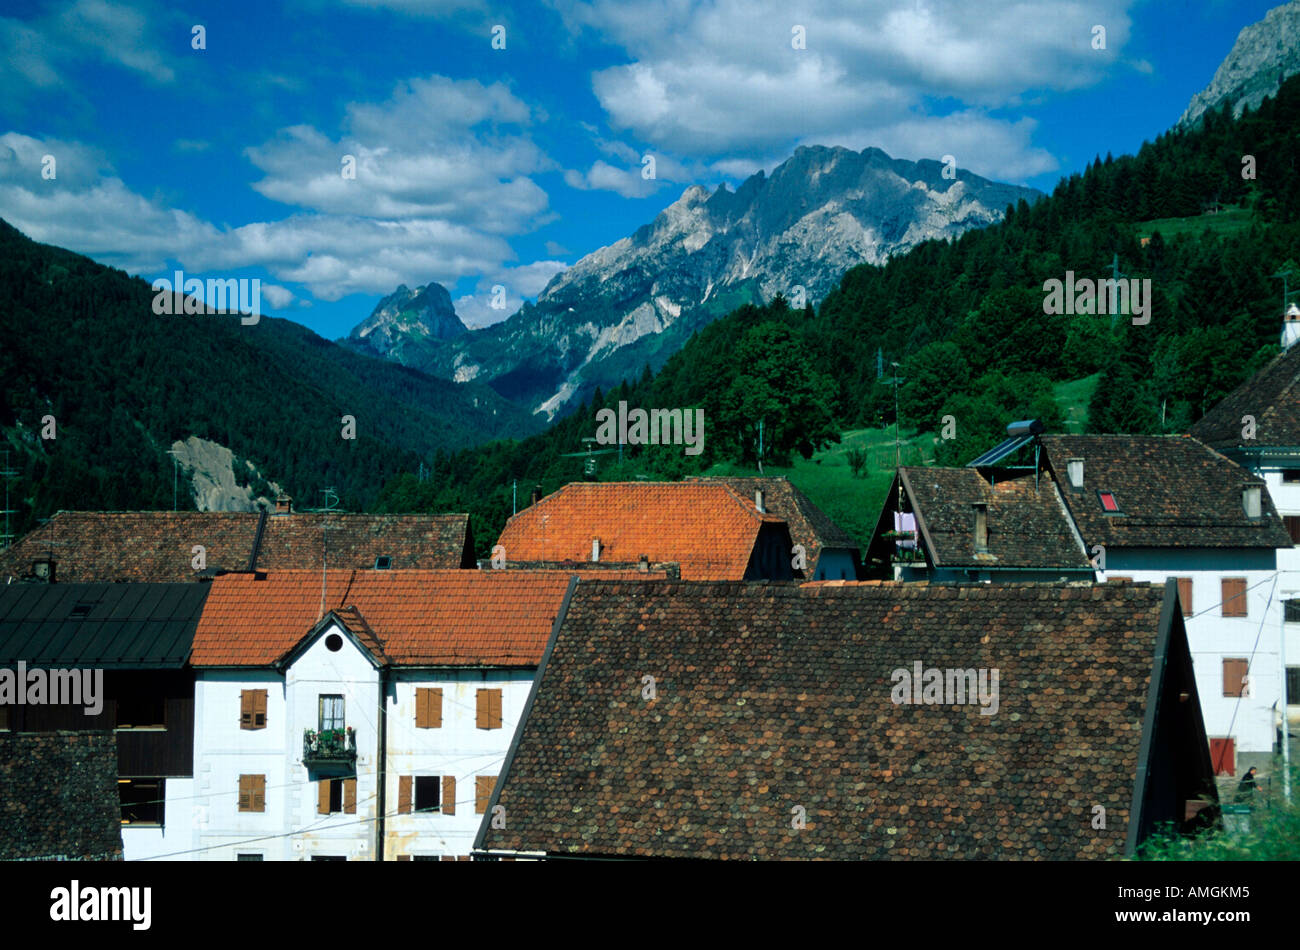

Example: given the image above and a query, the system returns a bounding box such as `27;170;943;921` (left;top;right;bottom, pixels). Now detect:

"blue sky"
0;0;1281;339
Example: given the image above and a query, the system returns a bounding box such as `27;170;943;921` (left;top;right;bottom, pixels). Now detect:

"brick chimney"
754;489;765;513
973;503;988;552
1284;302;1300;351
591;538;601;562
275;494;292;514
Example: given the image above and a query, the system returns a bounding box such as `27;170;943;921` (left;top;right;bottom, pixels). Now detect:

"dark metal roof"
0;583;209;669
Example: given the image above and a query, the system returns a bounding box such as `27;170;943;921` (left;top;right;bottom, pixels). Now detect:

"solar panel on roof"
967;434;1033;468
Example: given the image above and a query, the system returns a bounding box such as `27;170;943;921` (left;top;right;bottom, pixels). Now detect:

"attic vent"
374;556;392;570
1243;484;1262;519
1066;458;1084;490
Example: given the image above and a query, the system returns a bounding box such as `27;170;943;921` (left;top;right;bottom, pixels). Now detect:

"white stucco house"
187;568;593;860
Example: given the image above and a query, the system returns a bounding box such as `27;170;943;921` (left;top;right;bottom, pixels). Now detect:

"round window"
325;633;344;652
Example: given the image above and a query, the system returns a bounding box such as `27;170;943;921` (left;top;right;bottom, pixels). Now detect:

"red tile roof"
190;569;653;668
496;482;786;580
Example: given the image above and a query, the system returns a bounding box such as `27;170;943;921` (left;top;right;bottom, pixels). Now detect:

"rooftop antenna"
166;449;183;511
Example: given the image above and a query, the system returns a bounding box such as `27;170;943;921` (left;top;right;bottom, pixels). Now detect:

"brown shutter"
398;775;412;815
1222;578;1248;617
318;779;331;815
240;690;253;729
1223;658;1248;697
253;690;267;729
1176;577;1193;616
415;688;428;728
1284;515;1300;544
429;688;442;728
476;689;488;729
478;689;502;729
476;775;496;814
344;778;356;814
395;855;411;862
1108;576;1132;583
491;689;502;729
238;775;251;811
442;775;456;815
1210;737;1236;776
252;774;266;812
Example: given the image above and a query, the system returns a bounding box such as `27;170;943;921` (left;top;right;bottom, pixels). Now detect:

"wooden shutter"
476;775;496;814
1210;737;1235;776
442;775;456;815
318;779;331;815
1222;578;1248;617
477;688;502;729
253;690;266;728
1223;658;1249;697
1284;515;1300;544
476;689;488;728
416;687;443;728
398;775;412;815
240;690;267;729
238;775;251;811
343;778;356;814
251;774;265;812
1176;577;1193;616
395;855;411;862
1108;576;1132;583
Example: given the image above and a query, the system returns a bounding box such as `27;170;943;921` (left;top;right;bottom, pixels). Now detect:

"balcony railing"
303;727;356;774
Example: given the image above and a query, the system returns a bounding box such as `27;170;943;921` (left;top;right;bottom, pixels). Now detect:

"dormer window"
374;556;391;569
1098;491;1121;514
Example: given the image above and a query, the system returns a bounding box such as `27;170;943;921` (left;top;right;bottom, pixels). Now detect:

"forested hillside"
375;75;1300;555
0;222;541;535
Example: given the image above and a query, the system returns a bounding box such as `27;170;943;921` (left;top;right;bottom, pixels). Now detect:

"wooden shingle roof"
478;580;1184;860
496;482;787;580
687;476;860;561
1190;343;1300;450
1040;435;1292;549
0;510;474;583
898;467;1091;569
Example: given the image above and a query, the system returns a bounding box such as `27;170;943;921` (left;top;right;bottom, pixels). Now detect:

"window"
1098;491;1121;513
1287;667;1300;706
1222;658;1249;698
414;776;441;813
238;774;266;813
1284;516;1300;545
116;694;165;729
1221;578;1248;617
415;687;443;728
119;778;164;825
412;856;440;862
374;556;391;569
240;689;267;730
1283;470;1300;483
319;694;344;732
1175;577;1193;617
236;853;263;861
476;775;497;814
311;855;346;862
317;778;356;815
476;688;503;730
1287;599;1300;623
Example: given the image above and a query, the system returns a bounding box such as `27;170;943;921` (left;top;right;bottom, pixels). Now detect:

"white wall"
192;622;381;861
1100;547;1282;764
384;669;535;859
123;778;195;861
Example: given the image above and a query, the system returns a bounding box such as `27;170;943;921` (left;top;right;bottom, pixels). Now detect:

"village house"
495;481;800;580
685;476;861;579
474;579;1218;860
187;567;660;860
864;426;1293;777
0;582;209;860
0;502;476;584
1190;315;1300;760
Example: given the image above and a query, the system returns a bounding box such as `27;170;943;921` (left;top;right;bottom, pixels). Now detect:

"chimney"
754;489;765;513
530;489;539;507
638;554;649;573
275;494;292;514
972;503;988;551
31;559;55;583
591;537;601;562
1066;458;1084;490
1285;302;1300;351
1243;484;1262;519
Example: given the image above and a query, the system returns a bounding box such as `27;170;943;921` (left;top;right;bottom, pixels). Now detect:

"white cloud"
453;260;569;328
559;0;1134;179
260;284;296;309
565;160;660;198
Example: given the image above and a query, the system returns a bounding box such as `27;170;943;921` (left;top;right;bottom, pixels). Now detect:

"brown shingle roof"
1039;435;1292;549
686;476;860;562
898;467;1091;569
1190;343;1300;449
190;568;656;667
0;511;473;583
478;580;1176;860
496;482;786;580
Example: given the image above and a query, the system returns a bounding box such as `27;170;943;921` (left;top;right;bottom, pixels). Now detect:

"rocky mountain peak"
1179;0;1300;128
347;281;467;359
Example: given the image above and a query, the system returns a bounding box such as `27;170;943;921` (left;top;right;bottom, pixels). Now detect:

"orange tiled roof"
496;482;785;580
190;568;654;668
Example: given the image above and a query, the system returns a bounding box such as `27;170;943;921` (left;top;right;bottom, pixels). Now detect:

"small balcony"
303;727;356;776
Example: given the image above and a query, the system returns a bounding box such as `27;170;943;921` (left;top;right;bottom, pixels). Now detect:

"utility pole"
1270;268;1297;313
757;419;764;475
890;362;905;469
512;479;517;516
